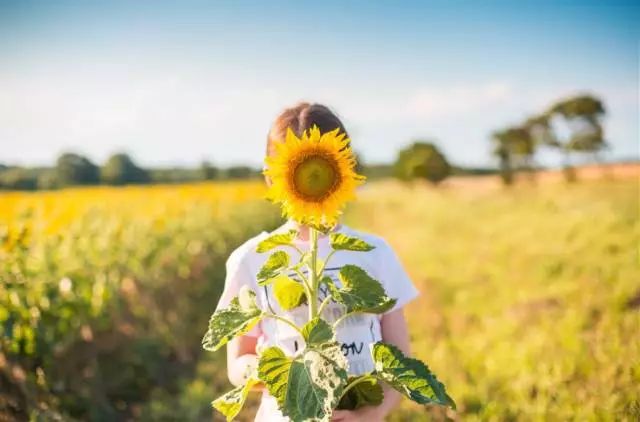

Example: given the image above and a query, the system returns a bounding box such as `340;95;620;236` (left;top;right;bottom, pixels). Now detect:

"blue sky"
1;0;638;167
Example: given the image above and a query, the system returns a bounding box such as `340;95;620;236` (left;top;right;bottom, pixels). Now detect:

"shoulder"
226;222;295;268
226;230;270;269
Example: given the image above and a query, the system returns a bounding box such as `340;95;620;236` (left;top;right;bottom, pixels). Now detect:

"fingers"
331;410;350;421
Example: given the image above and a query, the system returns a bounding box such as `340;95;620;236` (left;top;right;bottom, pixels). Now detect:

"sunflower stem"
339;374;377;400
293;267;311;293
264;313;304;336
317;249;336;277
333;311;359;329
308;226;319;320
317;295;332;317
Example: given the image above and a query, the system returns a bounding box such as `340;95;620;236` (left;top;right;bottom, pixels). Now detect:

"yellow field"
1;177;638;421
0;181;266;235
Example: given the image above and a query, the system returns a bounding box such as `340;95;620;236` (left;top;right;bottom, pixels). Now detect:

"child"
216;103;419;421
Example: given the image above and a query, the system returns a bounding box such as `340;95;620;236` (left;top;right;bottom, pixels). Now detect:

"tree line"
0;153;262;190
0;149;469;191
491;93;607;184
0;93;611;190
391;93;611;187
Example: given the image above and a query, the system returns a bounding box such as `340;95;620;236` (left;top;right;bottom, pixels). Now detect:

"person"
216;103;419;421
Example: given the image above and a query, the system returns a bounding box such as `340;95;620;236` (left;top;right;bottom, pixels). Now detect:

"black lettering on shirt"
341;341;365;357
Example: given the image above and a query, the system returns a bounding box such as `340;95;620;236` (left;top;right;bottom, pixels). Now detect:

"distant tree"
491;131;514;186
451;166;498;176
524;113;557;147
37;170;58;190
394;141;451;185
353;150;365;175
547;95;607;181
199;161;219;180
0;168;38;190
226;166;257;180
492;126;537;183
101;153;149;185
148;167;202;184
362;163;395;180
56;153;100;186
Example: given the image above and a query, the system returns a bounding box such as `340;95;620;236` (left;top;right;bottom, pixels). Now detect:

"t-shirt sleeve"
376;241;420;313
215;246;262;338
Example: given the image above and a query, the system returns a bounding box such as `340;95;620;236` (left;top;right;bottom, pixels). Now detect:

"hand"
331;406;386;422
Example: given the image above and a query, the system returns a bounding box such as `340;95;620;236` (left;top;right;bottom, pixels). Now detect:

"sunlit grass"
346;179;640;420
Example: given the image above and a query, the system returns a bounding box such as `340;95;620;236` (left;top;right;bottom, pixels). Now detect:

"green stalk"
308;226;319;320
339;374;377;399
333;311;358;329
264;313;304;336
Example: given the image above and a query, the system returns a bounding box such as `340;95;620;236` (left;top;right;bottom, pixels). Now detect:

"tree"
524;113;557;148
394;142;451;185
37;170;58;190
0;168;38;190
199;161;219;180
492;126;537;184
491;131;514;186
101;153;149;185
55;153;100;187
547;95;607;181
226;166;257;179
353;150;365;175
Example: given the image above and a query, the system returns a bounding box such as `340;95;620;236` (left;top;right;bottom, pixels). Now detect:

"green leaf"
257;251;290;285
258;343;348;422
372;342;456;409
256;230;298;253
302;317;334;345
337;376;383;410
257;347;290;408
212;378;259;421
202;286;263;352
319;276;333;288
330;233;375;252
329;265;396;314
291;252;310;271
273;276;306;310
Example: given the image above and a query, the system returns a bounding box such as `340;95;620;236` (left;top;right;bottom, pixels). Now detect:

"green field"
346;179;640;421
1;178;638;421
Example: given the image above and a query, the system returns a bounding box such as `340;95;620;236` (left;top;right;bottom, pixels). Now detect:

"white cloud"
405;81;514;119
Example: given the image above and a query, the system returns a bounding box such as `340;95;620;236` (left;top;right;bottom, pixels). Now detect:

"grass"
2;177;637;421
345;178;640;421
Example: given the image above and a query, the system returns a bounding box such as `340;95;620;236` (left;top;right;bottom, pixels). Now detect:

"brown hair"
266;102;349;157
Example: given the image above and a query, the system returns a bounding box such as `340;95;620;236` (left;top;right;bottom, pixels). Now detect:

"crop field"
1;175;638;421
346;177;640;421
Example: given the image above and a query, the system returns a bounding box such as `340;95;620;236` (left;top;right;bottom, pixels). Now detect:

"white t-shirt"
216;221;419;421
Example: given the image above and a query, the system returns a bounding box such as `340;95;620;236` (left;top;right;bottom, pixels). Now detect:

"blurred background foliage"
0;183;281;420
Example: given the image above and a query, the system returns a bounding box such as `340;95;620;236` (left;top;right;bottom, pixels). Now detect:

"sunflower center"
292;156;339;200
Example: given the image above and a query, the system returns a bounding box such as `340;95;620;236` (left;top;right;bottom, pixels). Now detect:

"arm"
226;335;260;387
375;308;410;414
332;308;410;421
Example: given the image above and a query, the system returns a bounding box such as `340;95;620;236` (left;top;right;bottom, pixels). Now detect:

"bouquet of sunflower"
202;127;454;421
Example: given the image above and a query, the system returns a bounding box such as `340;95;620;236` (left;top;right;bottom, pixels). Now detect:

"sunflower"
263;125;365;228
